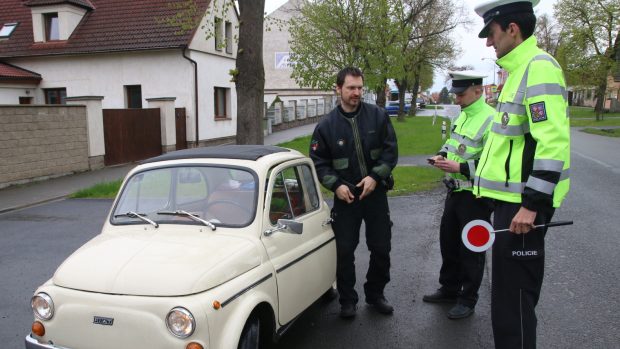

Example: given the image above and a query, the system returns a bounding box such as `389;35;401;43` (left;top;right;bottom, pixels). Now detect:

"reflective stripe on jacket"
474;36;570;210
440;96;494;192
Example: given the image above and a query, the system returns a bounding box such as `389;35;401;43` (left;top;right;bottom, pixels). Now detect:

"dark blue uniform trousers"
492;201;554;349
438;190;493;307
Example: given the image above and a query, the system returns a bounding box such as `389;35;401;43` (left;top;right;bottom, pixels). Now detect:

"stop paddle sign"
462;220;574;252
462;220;495;252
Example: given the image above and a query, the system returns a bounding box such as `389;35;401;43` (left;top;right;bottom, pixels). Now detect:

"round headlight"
165;307;195;338
31;293;54;321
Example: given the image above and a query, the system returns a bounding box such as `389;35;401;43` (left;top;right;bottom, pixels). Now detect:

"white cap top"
448;70;487;93
474;0;540;38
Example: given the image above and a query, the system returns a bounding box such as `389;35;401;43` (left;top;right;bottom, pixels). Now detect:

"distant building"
263;0;335;110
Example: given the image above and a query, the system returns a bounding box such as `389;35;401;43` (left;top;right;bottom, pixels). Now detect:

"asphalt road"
1;128;619;348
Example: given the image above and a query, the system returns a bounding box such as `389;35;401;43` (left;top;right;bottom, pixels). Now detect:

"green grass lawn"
569;106;620;127
581;127;620;137
278;116;445;196
389;166;442;196
278;116;446;156
71;179;122;198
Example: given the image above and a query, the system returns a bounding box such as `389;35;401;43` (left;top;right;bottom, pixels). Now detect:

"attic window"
44;13;59;41
0;23;18;38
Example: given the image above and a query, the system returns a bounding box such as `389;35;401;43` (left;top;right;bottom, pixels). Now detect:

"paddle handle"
494;220;573;233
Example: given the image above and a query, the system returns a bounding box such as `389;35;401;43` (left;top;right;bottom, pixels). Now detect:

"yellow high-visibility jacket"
440;96;494;192
474;36;570;210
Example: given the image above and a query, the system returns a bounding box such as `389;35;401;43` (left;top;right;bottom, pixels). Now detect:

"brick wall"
0;105;90;188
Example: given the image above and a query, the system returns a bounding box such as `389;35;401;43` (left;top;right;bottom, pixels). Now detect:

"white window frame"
0;23;18;38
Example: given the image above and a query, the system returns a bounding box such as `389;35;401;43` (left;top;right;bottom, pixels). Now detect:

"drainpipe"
182;46;199;146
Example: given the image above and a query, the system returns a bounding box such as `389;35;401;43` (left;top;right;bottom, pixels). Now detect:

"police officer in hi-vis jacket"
473;1;570;348
423;71;495;320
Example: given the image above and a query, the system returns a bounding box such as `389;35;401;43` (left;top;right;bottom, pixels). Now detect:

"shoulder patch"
311;140;319;151
529;102;547;123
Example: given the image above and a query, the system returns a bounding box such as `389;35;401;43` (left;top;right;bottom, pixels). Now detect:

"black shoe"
340;303;357;318
447;304;474;319
322;287;339;302
366;297;394;315
422;290;457;304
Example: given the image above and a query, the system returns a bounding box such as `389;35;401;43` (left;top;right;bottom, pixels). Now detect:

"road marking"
572;150;620;174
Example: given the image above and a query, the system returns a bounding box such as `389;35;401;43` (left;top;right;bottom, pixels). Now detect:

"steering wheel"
203;200;252;222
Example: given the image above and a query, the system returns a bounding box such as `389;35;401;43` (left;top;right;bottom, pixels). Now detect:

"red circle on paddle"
467;225;490;247
462;220;495;252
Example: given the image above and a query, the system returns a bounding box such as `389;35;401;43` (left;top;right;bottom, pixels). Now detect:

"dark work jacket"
310;102;398;192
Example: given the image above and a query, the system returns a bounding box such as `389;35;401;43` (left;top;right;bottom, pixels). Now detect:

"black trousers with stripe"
438;190;493;307
331;187;391;306
491;201;554;349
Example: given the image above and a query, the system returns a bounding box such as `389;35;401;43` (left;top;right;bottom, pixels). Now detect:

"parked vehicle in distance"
416;98;426;109
385;100;411;115
25;145;337;349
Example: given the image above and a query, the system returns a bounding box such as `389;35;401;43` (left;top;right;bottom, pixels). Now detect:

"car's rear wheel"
237;315;260;349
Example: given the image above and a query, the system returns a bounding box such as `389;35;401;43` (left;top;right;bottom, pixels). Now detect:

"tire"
237;315;260;349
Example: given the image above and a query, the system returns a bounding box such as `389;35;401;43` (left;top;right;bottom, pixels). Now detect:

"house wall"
187;51;237;142
0;85;39;104
9;51;192;108
5;49;237;143
187;0;239;143
0;105;89;188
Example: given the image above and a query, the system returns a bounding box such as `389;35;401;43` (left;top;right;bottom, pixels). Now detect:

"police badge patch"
311;140;319;151
457;144;467;155
529;102;548;123
501;112;510;129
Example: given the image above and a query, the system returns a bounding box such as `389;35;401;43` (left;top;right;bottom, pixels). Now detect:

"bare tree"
535;13;562;56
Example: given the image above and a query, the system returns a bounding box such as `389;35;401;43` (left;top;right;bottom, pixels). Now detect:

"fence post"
65;96;105;170
146;97;177;153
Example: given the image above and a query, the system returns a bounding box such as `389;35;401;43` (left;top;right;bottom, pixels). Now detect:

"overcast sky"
264;0;558;93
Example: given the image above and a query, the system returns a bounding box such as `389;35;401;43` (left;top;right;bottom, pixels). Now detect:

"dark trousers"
491;201;554;349
331;187;391;305
438;190;493;307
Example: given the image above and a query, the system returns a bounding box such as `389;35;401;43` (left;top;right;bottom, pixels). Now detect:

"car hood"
52;227;261;296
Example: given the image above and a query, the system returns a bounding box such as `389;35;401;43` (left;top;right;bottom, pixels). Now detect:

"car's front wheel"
237;315;260;349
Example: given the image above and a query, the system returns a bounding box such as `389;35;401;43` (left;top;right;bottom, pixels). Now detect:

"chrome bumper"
25;334;71;349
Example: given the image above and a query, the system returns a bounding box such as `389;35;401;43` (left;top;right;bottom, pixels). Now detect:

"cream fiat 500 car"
26;145;337;349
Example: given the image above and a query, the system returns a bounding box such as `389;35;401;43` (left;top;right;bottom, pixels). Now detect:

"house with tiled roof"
0;0;240;146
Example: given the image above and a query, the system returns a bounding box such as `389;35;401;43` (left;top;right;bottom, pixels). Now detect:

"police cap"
474;0;540;38
448;70;487;94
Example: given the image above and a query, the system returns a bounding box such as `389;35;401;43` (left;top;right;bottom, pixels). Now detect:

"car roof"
142;145;291;163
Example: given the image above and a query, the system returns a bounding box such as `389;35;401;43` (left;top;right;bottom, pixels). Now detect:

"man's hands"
510;206;537;234
335;176;377;203
335;184;355;203
357;176;377;200
432;155;460;173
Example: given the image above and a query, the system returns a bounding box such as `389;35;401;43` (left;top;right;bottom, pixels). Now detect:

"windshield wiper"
114;211;159;228
157;210;216;231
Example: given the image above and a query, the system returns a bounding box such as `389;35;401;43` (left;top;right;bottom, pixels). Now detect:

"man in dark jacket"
310;67;398;318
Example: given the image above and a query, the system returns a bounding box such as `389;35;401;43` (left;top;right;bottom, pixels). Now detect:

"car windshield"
111;166;257;228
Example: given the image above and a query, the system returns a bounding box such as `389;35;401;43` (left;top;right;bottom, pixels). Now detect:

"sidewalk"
0;125;319;214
